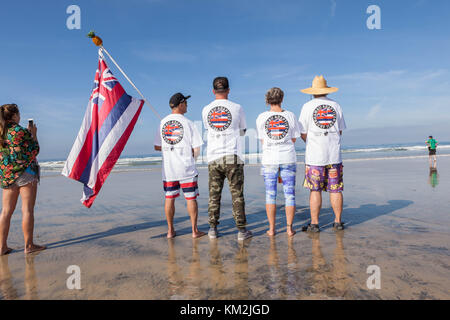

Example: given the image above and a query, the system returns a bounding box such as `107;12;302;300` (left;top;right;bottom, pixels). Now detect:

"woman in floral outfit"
0;104;45;255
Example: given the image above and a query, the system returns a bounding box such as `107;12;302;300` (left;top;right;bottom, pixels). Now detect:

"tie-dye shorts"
303;163;344;193
261;163;297;207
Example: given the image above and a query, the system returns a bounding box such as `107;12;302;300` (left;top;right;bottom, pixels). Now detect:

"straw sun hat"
300;75;338;95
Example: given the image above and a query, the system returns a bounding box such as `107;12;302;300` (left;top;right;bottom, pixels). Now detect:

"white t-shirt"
298;96;346;166
154;114;203;181
256;110;301;165
202;99;246;163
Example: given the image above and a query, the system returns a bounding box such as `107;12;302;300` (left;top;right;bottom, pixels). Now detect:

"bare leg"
309;191;322;225
186;200;205;238
433;155;437;168
266;204;276;236
330;192;343;223
20;183;45;254
0;186;20;255
165;198;176;238
285;206;296;236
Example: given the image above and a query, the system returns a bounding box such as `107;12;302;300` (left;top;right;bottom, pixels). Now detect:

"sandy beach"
0;156;449;300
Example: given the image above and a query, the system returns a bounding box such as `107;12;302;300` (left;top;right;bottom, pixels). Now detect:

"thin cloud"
330;0;337;17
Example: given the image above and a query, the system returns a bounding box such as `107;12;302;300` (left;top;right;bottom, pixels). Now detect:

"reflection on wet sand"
0;255;18;299
165;234;351;299
233;240;250;299
166;238;252;299
307;232;351;299
0;253;39;300
428;168;439;188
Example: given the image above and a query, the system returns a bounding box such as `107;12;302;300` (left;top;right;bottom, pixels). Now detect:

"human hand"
28;123;37;139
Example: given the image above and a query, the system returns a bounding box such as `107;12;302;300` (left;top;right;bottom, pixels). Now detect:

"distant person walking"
298;76;346;232
0;104;45;255
256;88;301;237
154;93;206;239
202;77;252;241
426;135;438;168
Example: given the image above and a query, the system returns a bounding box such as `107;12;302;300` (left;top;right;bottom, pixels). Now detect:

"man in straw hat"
298;75;346;232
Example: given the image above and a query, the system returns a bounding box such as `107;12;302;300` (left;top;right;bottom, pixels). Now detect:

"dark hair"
429;135;433;138
213;77;229;93
265;87;284;105
0;104;19;147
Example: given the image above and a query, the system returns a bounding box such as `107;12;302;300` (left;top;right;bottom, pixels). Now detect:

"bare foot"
192;231;206;239
0;247;13;256
24;244;46;254
287;229;296;237
266;230;276;237
167;231;176;239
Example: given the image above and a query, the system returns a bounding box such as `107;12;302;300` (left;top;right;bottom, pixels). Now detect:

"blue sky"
1;0;449;160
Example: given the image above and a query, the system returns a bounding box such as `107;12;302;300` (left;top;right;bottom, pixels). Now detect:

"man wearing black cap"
154;93;206;239
202;77;252;241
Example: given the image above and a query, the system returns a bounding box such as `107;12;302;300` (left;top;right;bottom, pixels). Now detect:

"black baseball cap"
213;77;229;92
169;93;191;108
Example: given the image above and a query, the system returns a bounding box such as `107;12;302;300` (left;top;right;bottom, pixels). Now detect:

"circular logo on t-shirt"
313;105;337;129
264;115;289;140
162;120;184;145
207;106;232;131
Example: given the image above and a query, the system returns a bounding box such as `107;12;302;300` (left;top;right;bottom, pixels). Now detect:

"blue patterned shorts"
261;164;297;207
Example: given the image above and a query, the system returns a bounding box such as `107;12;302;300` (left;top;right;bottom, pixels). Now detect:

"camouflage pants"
208;155;246;229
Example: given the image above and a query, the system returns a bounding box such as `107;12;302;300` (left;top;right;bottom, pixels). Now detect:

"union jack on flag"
62;50;144;208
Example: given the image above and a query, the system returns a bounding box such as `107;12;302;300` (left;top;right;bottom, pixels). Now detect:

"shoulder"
256;112;268;124
8;123;25;132
7;124;28;139
283;110;297;119
224;99;241;110
325;97;342;109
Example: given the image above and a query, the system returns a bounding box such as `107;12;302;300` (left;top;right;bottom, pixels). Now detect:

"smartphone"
28;119;34;127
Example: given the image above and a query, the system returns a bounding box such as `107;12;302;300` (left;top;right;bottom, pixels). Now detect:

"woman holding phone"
0;103;45;255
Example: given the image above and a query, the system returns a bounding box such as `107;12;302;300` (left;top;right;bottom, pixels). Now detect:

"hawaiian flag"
164;124;182;142
62;50;144;208
268;119;287;137
210;111;229;128
315;108;335;127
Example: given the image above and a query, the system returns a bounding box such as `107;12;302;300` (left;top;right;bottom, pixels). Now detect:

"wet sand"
0;156;449;300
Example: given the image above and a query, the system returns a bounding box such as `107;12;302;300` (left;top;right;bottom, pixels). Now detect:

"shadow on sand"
42;200;413;249
314;200;414;231
45;216;191;250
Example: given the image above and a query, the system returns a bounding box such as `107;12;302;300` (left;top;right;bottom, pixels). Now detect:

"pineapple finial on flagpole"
87;30;103;47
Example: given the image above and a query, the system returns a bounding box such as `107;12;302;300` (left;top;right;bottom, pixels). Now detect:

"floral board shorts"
163;175;199;200
261;164;296;207
303;163;343;193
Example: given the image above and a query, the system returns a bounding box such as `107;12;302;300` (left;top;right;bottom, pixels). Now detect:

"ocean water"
39;142;450;176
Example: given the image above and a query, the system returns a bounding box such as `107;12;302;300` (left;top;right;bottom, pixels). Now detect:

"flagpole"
99;46;161;120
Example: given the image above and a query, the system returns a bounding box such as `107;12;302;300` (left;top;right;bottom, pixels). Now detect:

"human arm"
154;125;162;151
301;133;307;142
192;147;200;160
239;106;247;136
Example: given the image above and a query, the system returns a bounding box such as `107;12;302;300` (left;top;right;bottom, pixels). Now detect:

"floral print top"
0;122;39;188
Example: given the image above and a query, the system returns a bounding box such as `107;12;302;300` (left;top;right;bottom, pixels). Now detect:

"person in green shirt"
426;135;438;168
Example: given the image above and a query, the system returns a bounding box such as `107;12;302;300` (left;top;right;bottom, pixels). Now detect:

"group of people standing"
154;75;346;240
